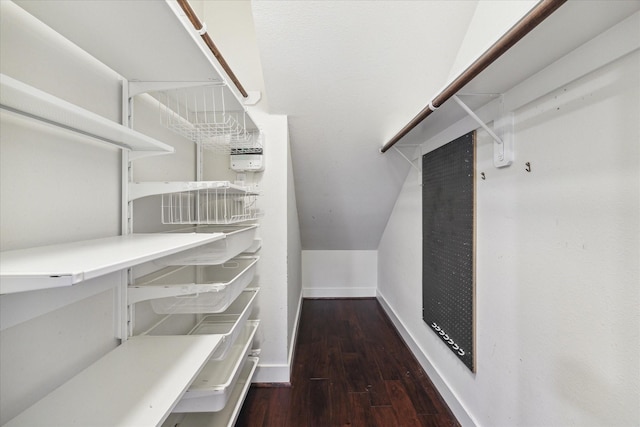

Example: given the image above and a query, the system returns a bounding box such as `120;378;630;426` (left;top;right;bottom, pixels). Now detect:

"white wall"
302;250;377;298
0;2;124;423
447;0;537;82
378;32;639;427
242;111;294;383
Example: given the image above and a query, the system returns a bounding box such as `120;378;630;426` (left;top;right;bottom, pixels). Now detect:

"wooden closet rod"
380;0;567;153
177;0;249;98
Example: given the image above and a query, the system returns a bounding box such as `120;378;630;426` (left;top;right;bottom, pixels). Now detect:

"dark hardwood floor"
236;298;459;427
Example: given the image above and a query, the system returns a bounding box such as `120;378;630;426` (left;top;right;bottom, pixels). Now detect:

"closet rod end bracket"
493;112;514;168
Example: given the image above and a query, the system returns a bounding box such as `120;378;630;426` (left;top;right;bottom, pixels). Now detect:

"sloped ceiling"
251;1;479;250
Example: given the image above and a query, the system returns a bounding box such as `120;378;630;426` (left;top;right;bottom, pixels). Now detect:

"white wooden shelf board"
0;233;225;295
13;0;245;111
0;74;174;157
4;335;224;427
396;1;640;146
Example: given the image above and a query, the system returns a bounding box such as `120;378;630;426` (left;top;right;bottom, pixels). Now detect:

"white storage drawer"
142;289;258;361
173;320;259;413
157;224;258;266
129;257;258;313
167;357;258;427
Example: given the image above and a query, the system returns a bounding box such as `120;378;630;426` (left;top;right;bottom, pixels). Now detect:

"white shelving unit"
4;335;224;427
3;1;263;425
13;0;259;138
13;1;250;103
0;233;225;295
0;74;174;159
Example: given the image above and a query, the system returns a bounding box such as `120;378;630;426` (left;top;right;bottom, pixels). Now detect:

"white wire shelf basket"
156;84;262;154
161;184;262;225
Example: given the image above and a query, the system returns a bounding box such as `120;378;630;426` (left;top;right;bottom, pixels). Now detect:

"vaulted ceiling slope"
251;1;482;250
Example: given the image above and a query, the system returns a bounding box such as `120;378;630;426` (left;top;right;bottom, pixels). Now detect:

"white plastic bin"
167;357;258;427
157;224;258;266
130;257;258;314
173;320;259;413
142;289;259;361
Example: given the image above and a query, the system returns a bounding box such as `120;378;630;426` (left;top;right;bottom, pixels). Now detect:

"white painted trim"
251;363;291;384
303;287;377;298
288;293;303;370
376;290;478;427
250;293;302;385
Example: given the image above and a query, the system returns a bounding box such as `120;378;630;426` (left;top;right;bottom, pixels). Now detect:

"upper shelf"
0;74;175;159
13;0;253;112
4;334;223;427
397;1;640;147
0;233;225;295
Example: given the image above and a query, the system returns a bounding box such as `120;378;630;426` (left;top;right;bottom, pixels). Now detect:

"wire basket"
161;186;261;225
157;84;261;154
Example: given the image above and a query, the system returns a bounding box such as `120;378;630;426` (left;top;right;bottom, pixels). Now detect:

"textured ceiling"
251;1;478;249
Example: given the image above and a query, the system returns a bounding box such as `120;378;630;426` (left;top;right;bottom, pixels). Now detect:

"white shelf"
173;321;259;413
171;357;258;427
159;225;259;265
399;2;640;146
0;233;225;295
4;335;224;427
143;288;259;361
0;74;174;159
129;257;259;312
14;0;251;110
129;181;257;201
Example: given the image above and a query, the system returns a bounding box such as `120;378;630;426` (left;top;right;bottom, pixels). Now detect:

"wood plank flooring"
236;298;459;427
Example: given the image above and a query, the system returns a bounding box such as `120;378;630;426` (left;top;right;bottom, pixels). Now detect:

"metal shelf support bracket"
452;95;513;168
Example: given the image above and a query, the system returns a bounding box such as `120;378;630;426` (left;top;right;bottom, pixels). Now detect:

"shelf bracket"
393;146;421;173
452;95;513;168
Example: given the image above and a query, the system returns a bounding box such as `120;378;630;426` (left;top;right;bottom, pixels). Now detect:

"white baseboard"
376;290;477;427
251;292;303;385
288;292;303;371
303;286;376;298
252;363;291;384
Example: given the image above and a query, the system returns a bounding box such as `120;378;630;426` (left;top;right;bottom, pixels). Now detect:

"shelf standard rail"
380;0;567;153
176;0;249;98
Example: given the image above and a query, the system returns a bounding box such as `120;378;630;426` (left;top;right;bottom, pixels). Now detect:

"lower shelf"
4;335;224;427
173;320;259;413
162;357;258;427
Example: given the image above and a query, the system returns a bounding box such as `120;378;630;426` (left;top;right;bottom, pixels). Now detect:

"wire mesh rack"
157;84;262;154
161;184;262;225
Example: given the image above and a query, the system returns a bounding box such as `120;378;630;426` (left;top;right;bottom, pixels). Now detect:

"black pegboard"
422;131;475;372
